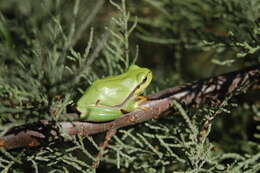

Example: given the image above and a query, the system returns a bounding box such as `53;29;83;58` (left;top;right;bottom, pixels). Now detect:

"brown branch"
0;65;259;150
148;65;260;105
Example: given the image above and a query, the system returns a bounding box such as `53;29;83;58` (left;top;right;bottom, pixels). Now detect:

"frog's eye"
143;77;147;82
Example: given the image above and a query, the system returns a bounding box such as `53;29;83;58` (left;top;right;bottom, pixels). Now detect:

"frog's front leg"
135;96;148;104
134;96;150;112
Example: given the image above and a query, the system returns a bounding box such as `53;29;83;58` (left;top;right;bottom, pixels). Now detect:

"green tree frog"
76;65;152;122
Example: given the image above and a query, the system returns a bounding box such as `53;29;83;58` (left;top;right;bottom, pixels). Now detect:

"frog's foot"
135;96;148;105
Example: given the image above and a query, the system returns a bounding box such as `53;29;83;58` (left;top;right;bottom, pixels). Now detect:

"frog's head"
128;65;152;95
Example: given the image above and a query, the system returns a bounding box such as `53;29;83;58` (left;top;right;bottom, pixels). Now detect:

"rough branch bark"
0;65;259;150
